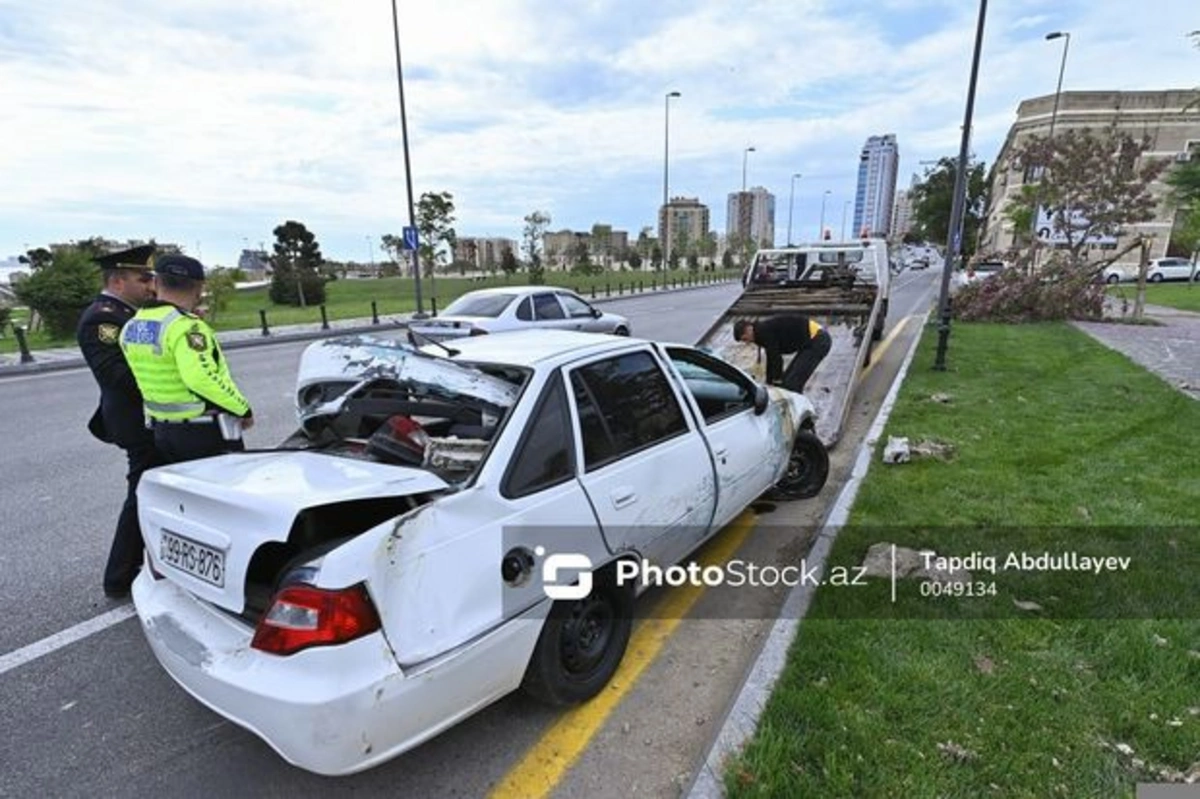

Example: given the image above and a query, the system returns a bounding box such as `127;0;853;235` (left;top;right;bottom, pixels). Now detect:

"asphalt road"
0;271;941;798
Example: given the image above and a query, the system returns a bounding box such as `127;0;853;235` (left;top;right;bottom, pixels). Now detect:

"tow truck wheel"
522;570;633;706
773;429;830;500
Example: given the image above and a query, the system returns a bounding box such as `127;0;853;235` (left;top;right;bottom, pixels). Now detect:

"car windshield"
441;293;515;318
975;263;1003;273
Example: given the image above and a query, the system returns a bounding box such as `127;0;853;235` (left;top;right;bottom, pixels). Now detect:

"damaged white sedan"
131;330;828;775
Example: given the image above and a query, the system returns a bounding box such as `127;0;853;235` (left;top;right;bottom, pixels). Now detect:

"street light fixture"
1028;31;1072;250
663;91;681;270
818;190;831;241
933;0;989;371
390;0;424;317
742;146;756;193
787;173;802;246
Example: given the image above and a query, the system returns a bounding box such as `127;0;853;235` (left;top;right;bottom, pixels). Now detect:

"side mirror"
753;384;770;415
591;307;602;318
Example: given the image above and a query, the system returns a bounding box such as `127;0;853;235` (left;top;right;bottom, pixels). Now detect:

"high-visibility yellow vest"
120;303;251;421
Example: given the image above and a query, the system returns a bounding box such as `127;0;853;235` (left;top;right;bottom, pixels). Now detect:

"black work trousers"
104;441;159;594
781;328;833;394
154;422;245;465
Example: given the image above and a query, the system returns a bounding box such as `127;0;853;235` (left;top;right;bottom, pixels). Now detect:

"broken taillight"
250;584;381;656
468;326;489;336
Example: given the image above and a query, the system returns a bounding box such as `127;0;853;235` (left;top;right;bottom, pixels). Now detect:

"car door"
1165;258;1191;281
532;292;573;330
566;348;717;567
557;291;604;332
664;346;778;528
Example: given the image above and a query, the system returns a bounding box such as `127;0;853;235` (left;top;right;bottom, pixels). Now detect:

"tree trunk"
1133;238;1150;320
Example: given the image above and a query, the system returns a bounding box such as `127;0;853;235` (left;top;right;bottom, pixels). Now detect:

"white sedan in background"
130;330;827;775
408;286;630;343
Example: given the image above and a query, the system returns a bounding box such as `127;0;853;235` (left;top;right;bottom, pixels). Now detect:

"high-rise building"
891;186;914;241
726;187;776;248
853;134;899;238
659;197;711;256
454;237;518;272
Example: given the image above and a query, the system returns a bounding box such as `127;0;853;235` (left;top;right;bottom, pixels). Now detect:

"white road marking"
0;605;136;677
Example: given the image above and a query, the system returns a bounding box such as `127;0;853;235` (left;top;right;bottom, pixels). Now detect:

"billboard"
1035;206;1117;245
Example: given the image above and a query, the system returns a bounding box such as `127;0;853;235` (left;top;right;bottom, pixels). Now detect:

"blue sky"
0;0;1197;266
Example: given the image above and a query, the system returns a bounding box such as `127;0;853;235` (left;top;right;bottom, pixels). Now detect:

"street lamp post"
390;0;424;317
933;0;989;371
787;173;802;246
663;91;681;270
742;146;756;193
818;190;831;240
366;235;376;275
1029;31;1072;250
841;200;851;241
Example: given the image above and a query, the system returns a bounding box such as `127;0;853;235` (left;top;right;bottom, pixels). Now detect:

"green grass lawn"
0;269;739;355
727;323;1200;798
1107;282;1200;314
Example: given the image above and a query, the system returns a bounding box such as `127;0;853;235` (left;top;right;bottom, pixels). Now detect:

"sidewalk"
1072;302;1200;399
0;280;732;377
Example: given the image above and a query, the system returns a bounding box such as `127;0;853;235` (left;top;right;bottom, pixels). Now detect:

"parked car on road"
1103;257;1198;284
909;257;930;270
131;330;828;775
407;286;630;342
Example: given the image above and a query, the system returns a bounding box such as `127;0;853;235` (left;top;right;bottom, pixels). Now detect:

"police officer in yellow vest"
121;254;254;463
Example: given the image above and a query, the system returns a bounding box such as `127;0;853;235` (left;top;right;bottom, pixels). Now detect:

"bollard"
431;297;438;317
371;300;379;325
13;325;34;364
652;279;657;291
639;280;644;293
319;304;330;331
618;282;623;295
590;285;596;299
259;309;270;337
605;282;610;297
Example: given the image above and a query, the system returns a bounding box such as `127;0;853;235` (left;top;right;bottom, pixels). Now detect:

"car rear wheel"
613;325;630;336
522;572;633;706
770;429;830;500
1106;274;1120;285
1149;273;1164;283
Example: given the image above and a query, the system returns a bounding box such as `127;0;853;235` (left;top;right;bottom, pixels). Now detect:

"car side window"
666;348;755;424
533;293;565;320
558;293;594;319
570;351;688;471
515;297;533;321
502;375;575;499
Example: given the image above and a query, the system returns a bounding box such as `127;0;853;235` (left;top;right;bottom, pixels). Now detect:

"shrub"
12;248;100;337
952;260;1104;323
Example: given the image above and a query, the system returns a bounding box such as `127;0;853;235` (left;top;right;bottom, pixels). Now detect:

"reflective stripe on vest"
807;318;822;339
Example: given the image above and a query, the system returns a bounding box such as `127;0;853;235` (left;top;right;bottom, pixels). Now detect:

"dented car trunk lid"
138;451;449;613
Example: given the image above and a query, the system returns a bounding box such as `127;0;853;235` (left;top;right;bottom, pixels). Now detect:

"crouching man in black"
733;315;832;394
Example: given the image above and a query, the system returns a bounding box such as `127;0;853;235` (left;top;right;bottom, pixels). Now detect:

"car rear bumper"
132;572;542;775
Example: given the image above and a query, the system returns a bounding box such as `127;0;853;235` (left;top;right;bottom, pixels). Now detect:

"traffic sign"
402;226;420;251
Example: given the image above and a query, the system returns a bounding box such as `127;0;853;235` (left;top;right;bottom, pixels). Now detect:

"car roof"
456;285;581;299
428;329;639;368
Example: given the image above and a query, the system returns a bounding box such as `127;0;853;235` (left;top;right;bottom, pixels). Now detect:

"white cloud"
0;0;1197;261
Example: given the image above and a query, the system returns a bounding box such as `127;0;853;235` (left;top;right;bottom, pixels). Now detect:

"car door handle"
610;487;637;510
713;445;728;462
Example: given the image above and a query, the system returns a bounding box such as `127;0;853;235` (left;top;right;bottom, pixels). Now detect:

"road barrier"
13;325;33;364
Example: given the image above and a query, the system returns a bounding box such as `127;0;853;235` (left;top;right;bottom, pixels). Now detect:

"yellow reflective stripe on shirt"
808;318;822;339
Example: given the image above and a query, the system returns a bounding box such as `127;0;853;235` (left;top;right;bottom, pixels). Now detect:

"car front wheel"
613;325;630;336
1149;273;1164;283
1106;274;1120;285
770;429;830;500
522;572;633;706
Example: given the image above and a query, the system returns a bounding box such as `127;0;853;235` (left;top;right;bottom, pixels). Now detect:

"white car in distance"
408;286;630;343
130;330;828;776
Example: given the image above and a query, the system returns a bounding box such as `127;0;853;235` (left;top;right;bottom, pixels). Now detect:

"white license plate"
159;530;225;587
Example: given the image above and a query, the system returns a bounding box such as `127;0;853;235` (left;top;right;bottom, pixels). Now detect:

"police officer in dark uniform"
77;244;160;599
734;315;832;394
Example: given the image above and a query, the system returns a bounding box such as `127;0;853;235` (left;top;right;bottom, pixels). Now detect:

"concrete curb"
0;279;738;378
685;311;931;799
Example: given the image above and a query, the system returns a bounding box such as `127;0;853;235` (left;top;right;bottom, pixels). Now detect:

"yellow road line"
489;512;758;799
861;314;912;380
